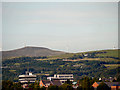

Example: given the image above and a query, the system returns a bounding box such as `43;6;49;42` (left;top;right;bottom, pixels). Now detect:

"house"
92;82;100;89
39;80;62;87
51;80;62;86
39;80;52;87
111;84;120;90
92;82;120;90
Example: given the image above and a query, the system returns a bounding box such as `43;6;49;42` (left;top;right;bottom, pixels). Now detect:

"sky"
2;2;118;53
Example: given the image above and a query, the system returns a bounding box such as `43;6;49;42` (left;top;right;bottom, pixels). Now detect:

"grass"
62;58;118;62
9;70;16;72
104;64;120;69
104;64;120;67
52;49;119;58
14;63;20;66
59;65;64;68
99;58;120;62
96;49;119;58
35;49;120;62
48;53;75;59
36;57;58;61
36;57;119;62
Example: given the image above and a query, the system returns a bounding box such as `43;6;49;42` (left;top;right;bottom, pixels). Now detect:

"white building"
19;71;36;83
47;74;74;84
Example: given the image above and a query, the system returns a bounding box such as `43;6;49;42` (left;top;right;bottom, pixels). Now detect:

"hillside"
2;49;120;81
2;46;66;59
47;49;119;60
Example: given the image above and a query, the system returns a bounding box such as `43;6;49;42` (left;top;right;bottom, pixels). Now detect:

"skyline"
2;2;118;53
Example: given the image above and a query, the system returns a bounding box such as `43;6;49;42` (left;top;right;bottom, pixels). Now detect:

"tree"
65;79;72;85
90;77;99;86
90;86;94;90
97;82;110;90
33;80;40;90
40;86;46;90
117;75;120;82
59;83;73;90
77;86;82;90
29;83;34;89
48;85;58;90
2;80;14;90
81;77;91;90
13;82;23;90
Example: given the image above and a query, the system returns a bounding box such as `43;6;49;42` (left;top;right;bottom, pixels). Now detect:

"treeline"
2;80;23;90
3;56;47;63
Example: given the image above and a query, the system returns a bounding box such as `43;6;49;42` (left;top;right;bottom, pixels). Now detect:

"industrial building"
19;71;36;83
47;74;74;84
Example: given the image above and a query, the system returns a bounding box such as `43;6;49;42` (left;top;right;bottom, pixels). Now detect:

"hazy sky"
2;2;118;52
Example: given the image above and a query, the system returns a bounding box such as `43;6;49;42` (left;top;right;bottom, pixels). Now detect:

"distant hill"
2;46;66;59
49;49;119;59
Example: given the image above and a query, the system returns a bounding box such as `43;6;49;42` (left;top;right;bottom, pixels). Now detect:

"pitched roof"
105;82;120;87
42;80;52;85
96;82;120;87
41;80;62;86
51;80;62;86
96;82;101;84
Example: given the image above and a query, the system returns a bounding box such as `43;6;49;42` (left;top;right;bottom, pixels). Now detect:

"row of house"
40;80;120;90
